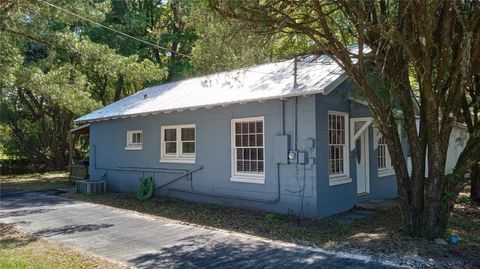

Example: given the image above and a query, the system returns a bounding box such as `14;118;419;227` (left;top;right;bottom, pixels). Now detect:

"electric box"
273;135;289;164
305;138;315;150
297;151;308;164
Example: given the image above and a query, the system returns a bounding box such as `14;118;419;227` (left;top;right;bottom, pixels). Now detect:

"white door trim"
350;117;373;150
352;120;370;194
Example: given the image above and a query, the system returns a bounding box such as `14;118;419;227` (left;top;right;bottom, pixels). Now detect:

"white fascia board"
75;87;334;124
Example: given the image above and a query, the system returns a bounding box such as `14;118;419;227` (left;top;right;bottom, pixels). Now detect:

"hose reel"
137;176;154;201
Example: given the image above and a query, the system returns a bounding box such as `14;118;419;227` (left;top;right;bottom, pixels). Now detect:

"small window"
231;117;265;184
377;136;388;169
126;130;143;150
328;111;350;184
160;124;195;163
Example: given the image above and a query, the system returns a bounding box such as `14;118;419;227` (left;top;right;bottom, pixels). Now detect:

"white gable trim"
322;75;348;95
350;117;373;151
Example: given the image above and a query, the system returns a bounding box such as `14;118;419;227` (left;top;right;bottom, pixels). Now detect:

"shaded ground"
2;173;479;268
0;223;128;269
0;171;71;191
1;191;402;269
63;191;479;269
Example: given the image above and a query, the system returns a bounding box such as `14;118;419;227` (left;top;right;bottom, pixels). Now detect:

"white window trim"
328;111;351;185
125;130;143;150
230;116;265;184
373;128;395;177
160;124;196;164
330;177;352;186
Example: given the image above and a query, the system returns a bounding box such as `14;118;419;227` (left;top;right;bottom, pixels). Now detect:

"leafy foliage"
0;0;166;168
0;0;316;169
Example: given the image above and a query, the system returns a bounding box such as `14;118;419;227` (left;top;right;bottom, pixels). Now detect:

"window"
377;136;388;169
231;117;265;184
126;130;143;150
375;128;394;177
328;111;350;184
160;124;195;163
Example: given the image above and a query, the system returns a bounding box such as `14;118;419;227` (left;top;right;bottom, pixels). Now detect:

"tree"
212;0;480;238
0;0;166;169
85;0;198;81
463;72;480;204
189;2;318;75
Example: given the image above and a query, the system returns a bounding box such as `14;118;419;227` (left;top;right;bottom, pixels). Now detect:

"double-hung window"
126;130;143;150
328;111;350;185
231;117;265;184
160;124;195;163
374;128;394;176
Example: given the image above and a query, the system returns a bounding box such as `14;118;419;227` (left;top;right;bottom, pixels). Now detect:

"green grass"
0;171;71;191
0;223;126;269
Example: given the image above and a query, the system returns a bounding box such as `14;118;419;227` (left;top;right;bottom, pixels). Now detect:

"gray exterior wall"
89;96;319;217
314;80;399;217
315;81;356;217
88;79;399;219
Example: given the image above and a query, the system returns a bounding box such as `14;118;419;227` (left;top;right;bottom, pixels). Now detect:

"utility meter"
288;151;298;163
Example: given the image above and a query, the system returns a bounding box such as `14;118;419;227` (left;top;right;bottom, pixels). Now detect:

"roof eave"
74;82;347;124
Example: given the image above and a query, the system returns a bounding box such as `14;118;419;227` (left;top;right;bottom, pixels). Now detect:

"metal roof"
75;54;346;123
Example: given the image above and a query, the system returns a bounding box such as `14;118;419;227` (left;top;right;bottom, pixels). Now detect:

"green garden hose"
137;176;154;201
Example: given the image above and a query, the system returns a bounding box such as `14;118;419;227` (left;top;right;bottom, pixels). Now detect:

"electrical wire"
35;0;297;77
36;0;191;58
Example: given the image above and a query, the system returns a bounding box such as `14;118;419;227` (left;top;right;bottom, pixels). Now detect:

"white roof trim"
70;123;90;133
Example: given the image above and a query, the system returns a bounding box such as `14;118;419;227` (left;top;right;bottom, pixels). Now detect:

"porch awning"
70;124;90;136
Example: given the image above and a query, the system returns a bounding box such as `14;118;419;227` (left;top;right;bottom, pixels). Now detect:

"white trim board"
350;117;373;151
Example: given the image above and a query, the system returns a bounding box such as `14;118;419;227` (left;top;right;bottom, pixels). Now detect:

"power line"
36;0;298;77
36;0;191;58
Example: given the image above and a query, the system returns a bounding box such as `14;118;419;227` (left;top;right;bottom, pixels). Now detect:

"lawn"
2;172;479;268
0;171;71;191
0;223;127;269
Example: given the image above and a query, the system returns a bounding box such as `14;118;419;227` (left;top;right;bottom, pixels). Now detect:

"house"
74;54;464;218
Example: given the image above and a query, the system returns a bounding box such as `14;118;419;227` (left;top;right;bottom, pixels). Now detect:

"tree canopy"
0;0;313;169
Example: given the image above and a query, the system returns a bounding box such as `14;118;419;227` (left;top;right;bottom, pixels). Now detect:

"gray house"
75;55;401;218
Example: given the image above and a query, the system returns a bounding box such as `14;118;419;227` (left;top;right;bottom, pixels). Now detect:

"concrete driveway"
0;190;404;269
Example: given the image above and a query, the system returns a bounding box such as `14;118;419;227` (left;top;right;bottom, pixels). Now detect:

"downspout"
293;56;298;151
93;144;97;169
293;96;298;151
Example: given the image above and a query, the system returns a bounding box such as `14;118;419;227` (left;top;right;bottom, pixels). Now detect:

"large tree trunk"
114;74;124;102
471;164;480;205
